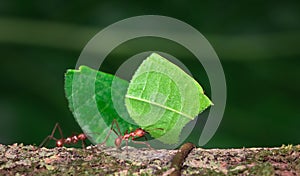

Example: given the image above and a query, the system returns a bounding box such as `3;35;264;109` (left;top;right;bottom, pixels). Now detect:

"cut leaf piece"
65;65;137;146
125;53;213;144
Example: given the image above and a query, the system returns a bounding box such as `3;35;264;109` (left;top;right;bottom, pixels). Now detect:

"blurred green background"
0;1;299;148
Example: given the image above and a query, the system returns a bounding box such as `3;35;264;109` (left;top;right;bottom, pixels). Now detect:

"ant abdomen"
115;136;122;149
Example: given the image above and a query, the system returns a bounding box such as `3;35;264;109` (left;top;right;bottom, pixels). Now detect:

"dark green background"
0;1;299;148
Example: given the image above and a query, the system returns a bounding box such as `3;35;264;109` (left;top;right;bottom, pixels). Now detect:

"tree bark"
0;143;299;175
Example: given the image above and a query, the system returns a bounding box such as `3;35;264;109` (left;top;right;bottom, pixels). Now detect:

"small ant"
39;123;88;149
101;119;163;153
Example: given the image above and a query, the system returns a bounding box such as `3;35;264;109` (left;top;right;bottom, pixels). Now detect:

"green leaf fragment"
64;65;137;146
125;53;213;144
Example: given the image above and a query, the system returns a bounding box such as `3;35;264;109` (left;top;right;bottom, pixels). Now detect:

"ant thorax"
71;135;79;143
65;137;72;144
122;133;132;140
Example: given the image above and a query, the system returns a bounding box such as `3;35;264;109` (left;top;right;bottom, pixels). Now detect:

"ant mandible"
101;119;162;153
39;123;88;149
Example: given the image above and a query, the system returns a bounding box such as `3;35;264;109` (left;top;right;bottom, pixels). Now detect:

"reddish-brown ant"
39;123;88;149
101;119;163;153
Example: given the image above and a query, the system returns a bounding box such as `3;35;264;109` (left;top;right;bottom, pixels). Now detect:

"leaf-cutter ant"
39;123;88;149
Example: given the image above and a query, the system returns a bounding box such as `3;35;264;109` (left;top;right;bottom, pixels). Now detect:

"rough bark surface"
1;143;300;175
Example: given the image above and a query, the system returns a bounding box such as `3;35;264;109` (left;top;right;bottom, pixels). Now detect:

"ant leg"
131;135;153;150
131;140;153;150
125;139;129;156
114;119;122;136
99;119;121;146
38;135;58;148
81;140;87;149
39;123;62;148
55;123;64;139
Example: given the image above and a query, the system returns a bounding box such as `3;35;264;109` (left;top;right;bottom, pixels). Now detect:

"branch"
0;143;299;175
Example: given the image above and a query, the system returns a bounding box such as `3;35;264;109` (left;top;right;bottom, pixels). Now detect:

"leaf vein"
125;95;194;120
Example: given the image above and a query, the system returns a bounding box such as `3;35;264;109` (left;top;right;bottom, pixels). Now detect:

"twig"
167;142;196;176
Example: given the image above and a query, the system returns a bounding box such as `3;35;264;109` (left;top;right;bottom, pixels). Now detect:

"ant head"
77;133;87;140
134;128;146;137
115;136;123;149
